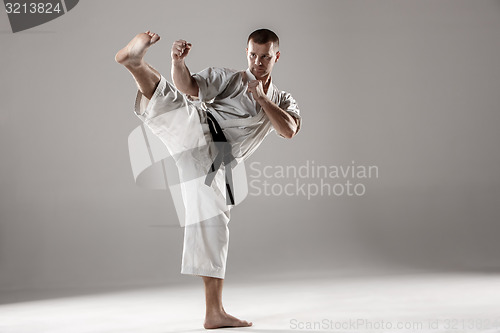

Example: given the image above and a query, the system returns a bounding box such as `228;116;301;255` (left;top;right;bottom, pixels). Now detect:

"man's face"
246;40;280;80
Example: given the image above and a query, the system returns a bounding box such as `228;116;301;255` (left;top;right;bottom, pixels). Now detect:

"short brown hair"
247;28;279;48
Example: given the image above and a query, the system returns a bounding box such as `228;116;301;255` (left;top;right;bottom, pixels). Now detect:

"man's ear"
275;51;281;62
246;48;248;56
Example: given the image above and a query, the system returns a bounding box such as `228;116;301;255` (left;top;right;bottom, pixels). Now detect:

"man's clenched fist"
171;40;192;63
247;80;267;102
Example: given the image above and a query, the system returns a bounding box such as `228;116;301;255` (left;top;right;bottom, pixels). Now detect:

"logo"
4;0;79;33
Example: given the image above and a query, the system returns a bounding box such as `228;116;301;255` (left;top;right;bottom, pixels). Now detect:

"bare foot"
115;30;160;67
204;310;253;329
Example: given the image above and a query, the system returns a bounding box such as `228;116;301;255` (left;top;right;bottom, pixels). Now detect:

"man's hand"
170;39;198;97
247;80;267;102
248;80;298;139
171;40;192;63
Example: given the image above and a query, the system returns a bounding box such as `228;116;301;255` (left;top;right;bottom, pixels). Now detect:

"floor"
1;271;499;333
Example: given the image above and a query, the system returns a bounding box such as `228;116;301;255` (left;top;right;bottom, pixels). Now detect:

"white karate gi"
133;67;301;278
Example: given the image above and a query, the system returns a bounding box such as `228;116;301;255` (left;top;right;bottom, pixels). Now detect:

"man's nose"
254;57;262;65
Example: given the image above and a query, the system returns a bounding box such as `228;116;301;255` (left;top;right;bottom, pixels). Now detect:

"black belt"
204;111;236;205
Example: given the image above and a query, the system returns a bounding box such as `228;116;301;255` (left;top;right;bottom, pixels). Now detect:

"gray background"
1;0;499;298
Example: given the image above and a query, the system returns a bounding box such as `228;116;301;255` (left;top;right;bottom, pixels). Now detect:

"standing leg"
115;31;162;99
182;212;252;328
203;276;252;329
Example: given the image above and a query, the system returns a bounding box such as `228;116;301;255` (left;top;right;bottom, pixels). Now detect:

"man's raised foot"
115;31;160;67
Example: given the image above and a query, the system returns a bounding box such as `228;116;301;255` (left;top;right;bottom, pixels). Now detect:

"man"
115;28;301;329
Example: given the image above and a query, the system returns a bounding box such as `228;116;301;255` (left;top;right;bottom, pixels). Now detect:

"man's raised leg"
115;31;162;100
203;276;252;329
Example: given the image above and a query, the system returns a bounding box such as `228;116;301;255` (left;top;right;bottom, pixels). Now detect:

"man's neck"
259;75;271;94
247;68;272;94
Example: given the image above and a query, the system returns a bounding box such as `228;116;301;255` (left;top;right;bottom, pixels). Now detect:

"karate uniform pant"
134;74;233;279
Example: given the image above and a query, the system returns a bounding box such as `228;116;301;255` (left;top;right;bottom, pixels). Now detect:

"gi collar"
245;68;274;100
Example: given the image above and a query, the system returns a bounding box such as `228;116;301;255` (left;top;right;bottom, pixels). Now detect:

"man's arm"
248;80;298;139
171;40;199;97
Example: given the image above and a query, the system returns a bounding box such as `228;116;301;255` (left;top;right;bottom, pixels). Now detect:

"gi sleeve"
277;91;302;138
191;67;232;102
